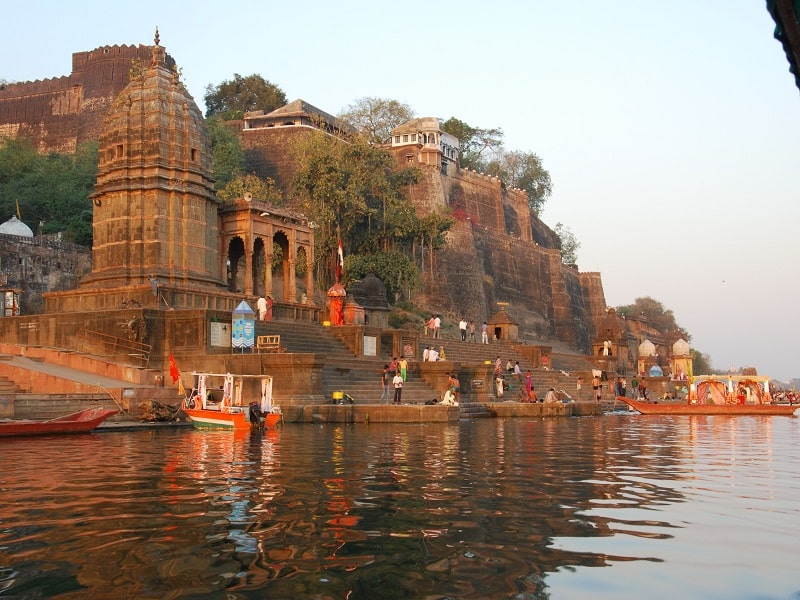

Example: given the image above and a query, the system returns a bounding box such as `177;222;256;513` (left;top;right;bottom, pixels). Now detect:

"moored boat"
0;407;119;437
182;372;281;430
617;374;798;416
617;396;797;416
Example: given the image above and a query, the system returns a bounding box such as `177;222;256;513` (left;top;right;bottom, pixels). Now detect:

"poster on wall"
363;335;377;357
232;300;255;352
210;321;231;347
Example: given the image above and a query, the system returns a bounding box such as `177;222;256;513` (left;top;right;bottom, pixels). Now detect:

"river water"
1;414;799;599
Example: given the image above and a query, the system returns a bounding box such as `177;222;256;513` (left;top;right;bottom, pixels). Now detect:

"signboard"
210;321;231;347
232;300;255;351
363;335;377;357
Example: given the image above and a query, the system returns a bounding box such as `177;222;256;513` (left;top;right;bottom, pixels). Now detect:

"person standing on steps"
433;314;441;339
398;356;408;382
380;364;391;404
482;321;489;344
392;371;404;404
468;320;476;342
459;318;468;341
257;296;268;321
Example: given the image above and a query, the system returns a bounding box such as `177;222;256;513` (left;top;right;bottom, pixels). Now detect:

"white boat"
183;372;281;430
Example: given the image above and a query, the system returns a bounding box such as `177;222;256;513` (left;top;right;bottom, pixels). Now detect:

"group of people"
256;295;273;321
381;357;410;404
424;315;442;339
588;373;648;401
422;346;444;362
425;315;491;344
380;356;461;406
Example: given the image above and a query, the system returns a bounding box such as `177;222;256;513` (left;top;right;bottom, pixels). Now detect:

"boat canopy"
691;375;772;405
191;372;273;413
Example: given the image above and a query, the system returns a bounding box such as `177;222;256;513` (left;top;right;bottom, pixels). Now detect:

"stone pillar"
264;236;274;298
244;241;253;296
287;230;297;302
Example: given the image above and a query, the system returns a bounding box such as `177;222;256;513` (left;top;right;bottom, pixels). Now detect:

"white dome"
672;338;690;356
638;339;656;357
0;216;34;237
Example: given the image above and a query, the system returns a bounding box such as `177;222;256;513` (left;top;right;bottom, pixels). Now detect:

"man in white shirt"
433;315;441;339
392;372;404;404
256;296;268;321
459;318;467;341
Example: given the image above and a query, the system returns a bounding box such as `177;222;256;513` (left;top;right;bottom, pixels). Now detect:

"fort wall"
0;44;172;153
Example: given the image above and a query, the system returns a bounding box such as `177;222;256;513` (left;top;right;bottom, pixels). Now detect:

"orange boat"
618;375;798;416
183;372;281;430
0;407;119;437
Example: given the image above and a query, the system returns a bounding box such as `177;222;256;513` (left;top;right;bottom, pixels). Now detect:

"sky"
3;1;799;382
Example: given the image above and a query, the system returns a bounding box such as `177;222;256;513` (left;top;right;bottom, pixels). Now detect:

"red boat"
0;408;119;437
618;396;798;416
618;375;798;416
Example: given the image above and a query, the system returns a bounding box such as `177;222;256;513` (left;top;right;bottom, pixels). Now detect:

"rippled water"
1;415;799;599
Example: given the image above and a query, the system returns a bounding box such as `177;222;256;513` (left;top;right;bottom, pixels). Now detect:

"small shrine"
670;338;693;381
637;339;657;376
350;271;390;328
487;305;518;342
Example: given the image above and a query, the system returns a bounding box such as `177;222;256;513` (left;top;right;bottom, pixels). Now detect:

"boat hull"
184;407;281;430
0;408;119;437
618;397;798;416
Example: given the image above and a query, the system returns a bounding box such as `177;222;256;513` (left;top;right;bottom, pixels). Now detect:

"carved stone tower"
81;30;223;290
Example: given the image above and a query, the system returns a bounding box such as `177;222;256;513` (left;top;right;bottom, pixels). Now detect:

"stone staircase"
418;334;595;401
255;320;441;405
11;394;121;420
0;374;23;394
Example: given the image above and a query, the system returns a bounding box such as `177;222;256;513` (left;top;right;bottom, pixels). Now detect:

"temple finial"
154;27;160;47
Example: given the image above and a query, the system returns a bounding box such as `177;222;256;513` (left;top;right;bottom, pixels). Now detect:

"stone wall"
0;44;172;153
403;164;606;351
0;233;91;314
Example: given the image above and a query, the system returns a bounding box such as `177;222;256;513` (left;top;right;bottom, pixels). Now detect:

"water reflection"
1;416;799;598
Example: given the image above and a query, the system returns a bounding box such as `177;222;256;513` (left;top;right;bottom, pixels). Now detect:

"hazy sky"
3;1;799;381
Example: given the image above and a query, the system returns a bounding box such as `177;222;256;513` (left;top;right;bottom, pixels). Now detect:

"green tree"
553;222;580;265
440;117;504;171
344;251;421;302
289;131;427;295
338;97;415;144
486;150;553;213
691;350;714;375
203;74;287;120
0;138;97;245
216;172;282;204
207;116;244;189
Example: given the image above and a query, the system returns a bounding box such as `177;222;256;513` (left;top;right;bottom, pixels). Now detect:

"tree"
203;74;287;120
440;117;504;171
289;131;427;294
207;116;244;189
338;97;415;144
344;251;421;302
487;150;553;213
616;297;691;342
553;222;580;265
0;138;97;245
216;172;282;204
691;350;714;375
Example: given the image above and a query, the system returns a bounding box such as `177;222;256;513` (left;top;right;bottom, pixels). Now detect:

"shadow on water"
1;415;799;599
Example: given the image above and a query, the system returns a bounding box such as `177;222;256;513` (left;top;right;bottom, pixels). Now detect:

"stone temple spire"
151;27;166;68
83;35;223;291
